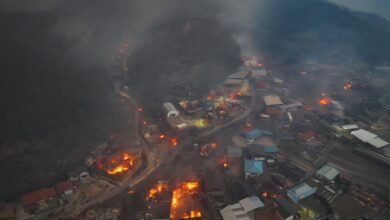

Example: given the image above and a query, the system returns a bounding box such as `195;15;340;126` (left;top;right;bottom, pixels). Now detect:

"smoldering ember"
1;0;390;220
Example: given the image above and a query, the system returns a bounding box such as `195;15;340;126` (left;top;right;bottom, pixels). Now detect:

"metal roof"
220;203;251;220
227;146;243;157
263;94;283;106
241;129;272;140
351;129;389;148
239;196;264;213
287;183;316;204
244;159;263;175
316;165;340;181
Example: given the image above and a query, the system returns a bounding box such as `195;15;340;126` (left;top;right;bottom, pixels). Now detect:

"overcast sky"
0;0;388;21
328;0;390;21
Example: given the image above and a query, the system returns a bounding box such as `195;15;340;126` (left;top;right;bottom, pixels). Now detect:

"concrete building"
162;102;180;118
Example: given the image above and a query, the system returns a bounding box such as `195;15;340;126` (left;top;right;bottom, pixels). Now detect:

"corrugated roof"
351;129;389;148
21;187;57;207
220;203;251;220
263;95;283;106
55;181;73;194
287;183;316;204
244;159;263;175
239;196;264;213
316;165;340;181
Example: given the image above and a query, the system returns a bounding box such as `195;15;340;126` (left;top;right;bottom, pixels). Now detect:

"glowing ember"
147;182;169;200
170;181;200;218
159;134;166;139
183;210;202;219
318;98;330;106
170;138;178;147
206;95;213;101
105;152;135;175
343;82;352;90
210;143;217;149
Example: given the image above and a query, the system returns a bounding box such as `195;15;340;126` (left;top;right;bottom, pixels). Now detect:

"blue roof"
244;159;263;175
287;183;316;204
241;129;273;140
264;145;279;153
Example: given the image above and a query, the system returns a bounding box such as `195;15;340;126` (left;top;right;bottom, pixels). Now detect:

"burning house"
169;181;203;219
94;148;142;177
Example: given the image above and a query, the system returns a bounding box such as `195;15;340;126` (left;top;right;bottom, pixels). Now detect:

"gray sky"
0;0;60;11
328;0;390;21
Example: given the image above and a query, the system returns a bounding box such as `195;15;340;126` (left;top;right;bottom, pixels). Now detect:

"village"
2;52;390;220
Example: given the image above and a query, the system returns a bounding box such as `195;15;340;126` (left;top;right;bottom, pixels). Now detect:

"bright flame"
159;134;166;139
170;181;200;218
183;210;202;219
318;98;330;106
170;138;178;147
106;152;135;175
147;182;169;200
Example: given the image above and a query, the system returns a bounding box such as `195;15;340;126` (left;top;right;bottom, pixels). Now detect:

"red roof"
298;131;315;142
265;107;282;115
55;181;73;194
21;188;57;207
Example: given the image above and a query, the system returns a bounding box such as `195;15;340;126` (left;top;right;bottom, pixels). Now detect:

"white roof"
224;79;243;85
220;203;250;220
367;137;389;148
341;124;358;130
239;196;264;213
316;165;340;181
228;72;248;79
351;129;389;148
263;95;283;106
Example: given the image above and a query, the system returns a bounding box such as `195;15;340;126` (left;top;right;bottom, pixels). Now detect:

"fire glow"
170;181;201;219
147;182;169;200
318;98;330;106
170;137;178;147
99;152;135;175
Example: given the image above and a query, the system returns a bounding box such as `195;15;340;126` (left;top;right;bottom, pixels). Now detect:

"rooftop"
287;183;316;204
241;129;272;140
263;95;283;106
21;187;57;207
239;196;264;213
316;165;340;181
220;203;251;220
351;129;389;148
244;159;263;175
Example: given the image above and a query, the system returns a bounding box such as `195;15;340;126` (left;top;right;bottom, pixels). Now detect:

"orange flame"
318;98;330;106
183;210;202;219
170;138;178;147
147;182;169;199
170;181;200;218
106;152;135;175
159;134;166;139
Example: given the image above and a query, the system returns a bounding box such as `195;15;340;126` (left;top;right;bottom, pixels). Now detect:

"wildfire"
343;82;352;90
106;152;135;175
183;210;202;219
